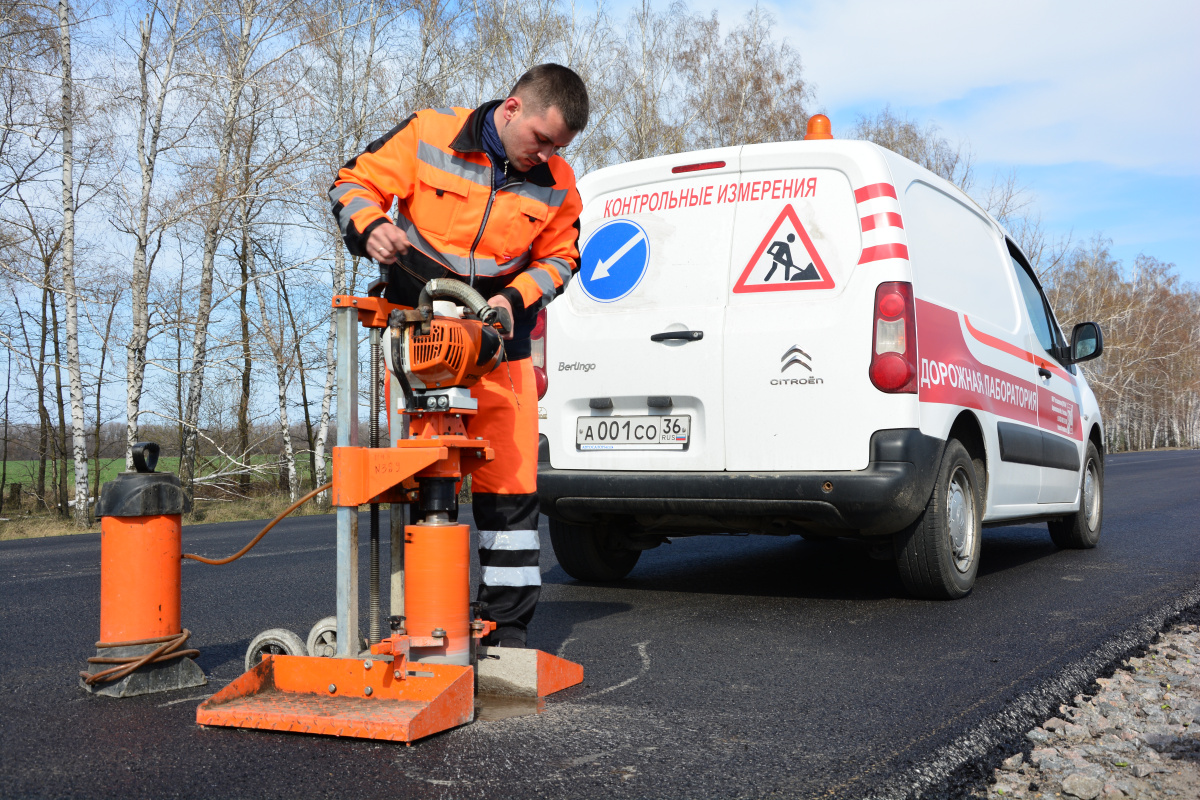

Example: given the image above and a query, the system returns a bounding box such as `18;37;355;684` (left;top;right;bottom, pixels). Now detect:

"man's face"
495;96;577;172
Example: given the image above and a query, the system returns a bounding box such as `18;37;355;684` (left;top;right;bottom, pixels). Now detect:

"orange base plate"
196;655;473;742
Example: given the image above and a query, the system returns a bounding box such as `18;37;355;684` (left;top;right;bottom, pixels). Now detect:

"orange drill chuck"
404;521;472;665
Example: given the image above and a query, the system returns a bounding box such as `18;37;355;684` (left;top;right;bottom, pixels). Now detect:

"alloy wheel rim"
947;467;977;574
1083;460;1100;530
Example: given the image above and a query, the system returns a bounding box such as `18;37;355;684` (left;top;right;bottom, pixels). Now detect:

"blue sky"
605;0;1200;283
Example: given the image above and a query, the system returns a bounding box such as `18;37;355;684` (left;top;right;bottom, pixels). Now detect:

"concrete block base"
474;647;583;697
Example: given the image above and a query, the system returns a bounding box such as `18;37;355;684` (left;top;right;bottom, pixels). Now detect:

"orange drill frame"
197;292;582;743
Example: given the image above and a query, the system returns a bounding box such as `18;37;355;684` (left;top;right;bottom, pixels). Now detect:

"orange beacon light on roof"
805;114;833;140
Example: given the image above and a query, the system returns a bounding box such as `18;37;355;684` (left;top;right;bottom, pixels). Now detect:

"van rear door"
722;143;893;471
545;149;740;472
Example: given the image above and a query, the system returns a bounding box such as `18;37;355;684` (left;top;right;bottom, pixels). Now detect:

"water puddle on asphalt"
474;694;545;722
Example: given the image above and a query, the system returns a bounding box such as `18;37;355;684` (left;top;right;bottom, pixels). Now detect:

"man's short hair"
510;64;589;132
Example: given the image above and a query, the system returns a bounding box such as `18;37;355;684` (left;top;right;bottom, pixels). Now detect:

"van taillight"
531;308;548;399
869;282;917;393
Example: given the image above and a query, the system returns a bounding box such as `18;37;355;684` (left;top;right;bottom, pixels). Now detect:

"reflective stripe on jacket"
329;101;582;348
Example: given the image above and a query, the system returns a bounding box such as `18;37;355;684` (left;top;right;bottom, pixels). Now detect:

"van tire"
1048;441;1103;549
549;519;640;581
893;439;982;599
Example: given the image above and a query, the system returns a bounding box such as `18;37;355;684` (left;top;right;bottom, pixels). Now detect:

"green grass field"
0;452;470;541
0;455;333;497
0;455;337;541
0;458;135;489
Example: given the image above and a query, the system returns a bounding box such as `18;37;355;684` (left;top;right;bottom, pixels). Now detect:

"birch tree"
1;2;57;512
249;248;299;500
227;66;310;500
851;106;974;190
178;0;306;499
0;343;10;513
602;0;690;163
1042;239;1199;451
299;0;400;502
681;5;811;150
113;0;199;471
56;0;92;525
85;277;122;514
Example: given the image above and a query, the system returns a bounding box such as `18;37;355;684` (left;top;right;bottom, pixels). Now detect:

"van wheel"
893;439;982;599
1048;441;1103;549
549;518;640;581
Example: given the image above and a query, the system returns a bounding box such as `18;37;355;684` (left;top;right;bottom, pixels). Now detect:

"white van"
533;118;1106;599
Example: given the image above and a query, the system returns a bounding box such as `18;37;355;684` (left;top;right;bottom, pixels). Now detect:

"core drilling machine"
195;278;582;743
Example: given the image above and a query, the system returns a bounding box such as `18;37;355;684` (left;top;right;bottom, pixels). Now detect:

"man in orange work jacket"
329;64;588;648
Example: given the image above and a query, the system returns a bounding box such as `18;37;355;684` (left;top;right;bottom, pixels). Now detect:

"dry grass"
0;492;335;542
0;514;89;541
185;493;334;526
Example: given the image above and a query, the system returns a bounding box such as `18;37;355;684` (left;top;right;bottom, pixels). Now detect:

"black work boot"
483;626;526;648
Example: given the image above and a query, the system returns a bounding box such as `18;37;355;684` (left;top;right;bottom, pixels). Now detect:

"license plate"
576;415;690;450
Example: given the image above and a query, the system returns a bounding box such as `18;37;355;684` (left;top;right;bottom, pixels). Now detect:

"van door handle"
651;330;703;342
1037;367;1052;380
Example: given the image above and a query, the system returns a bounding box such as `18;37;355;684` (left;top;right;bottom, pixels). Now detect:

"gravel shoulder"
975;621;1200;800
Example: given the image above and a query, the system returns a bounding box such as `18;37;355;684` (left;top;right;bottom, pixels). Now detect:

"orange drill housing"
405;317;503;387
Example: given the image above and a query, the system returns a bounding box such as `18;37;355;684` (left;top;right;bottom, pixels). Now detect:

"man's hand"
366;223;411;264
487;294;514;340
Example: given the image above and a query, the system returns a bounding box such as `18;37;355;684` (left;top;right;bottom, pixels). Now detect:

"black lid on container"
95;443;192;517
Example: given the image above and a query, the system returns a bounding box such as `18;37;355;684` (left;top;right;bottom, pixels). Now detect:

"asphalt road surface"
2;450;1198;799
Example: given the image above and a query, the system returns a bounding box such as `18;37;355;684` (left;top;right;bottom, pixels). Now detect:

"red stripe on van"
858;243;909;264
854;183;897;203
860;212;904;232
963;316;1076;385
918;300;1083;440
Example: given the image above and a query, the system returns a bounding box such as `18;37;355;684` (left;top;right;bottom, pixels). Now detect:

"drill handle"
480;304;513;336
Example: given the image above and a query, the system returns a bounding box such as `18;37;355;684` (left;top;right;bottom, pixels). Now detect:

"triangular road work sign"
733;204;834;293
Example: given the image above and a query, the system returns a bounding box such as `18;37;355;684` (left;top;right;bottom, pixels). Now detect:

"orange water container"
82;443;205;697
99;513;182;642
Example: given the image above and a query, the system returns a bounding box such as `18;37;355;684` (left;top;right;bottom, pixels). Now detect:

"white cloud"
701;0;1200;172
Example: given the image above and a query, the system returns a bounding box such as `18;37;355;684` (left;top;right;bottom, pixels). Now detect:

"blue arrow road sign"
578;219;650;303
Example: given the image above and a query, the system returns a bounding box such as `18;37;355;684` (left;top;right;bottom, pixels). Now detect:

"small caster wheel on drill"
307;616;368;658
244;628;307;672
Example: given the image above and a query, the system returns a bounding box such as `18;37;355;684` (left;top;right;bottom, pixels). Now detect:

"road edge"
863;581;1200;800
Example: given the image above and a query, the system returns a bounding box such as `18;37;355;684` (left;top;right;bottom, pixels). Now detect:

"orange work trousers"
391;357;541;645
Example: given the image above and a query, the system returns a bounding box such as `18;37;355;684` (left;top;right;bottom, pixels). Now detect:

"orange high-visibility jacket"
329;102;582;356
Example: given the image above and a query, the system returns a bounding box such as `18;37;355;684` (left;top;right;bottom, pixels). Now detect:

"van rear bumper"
537;428;945;536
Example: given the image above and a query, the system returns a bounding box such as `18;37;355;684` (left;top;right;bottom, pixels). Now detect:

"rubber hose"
81;630;199;685
417;279;491;318
390;331;416;411
183;482;333;566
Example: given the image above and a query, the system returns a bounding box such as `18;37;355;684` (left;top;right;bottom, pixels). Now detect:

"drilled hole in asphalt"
474;694;544;722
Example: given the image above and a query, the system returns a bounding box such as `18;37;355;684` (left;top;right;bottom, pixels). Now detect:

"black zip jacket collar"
451;100;557;188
